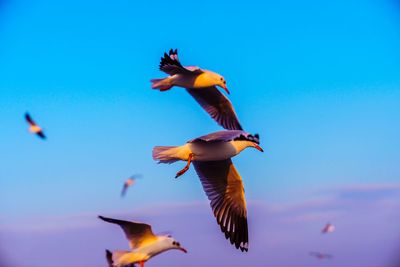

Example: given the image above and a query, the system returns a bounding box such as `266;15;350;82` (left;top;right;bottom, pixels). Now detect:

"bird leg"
140;261;144;267
175;153;194;178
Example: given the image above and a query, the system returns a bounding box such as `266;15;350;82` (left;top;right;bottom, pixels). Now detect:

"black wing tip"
168;48;178;56
105;249;113;267
217;213;249;252
37;132;46;140
159;48;182;70
98;215;109;221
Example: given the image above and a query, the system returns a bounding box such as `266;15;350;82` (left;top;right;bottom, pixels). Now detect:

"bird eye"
172;241;176;245
220;77;223;81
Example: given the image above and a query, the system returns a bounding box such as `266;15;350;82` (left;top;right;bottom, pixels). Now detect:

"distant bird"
99;215;187;267
151;49;243;130
121;175;141;198
152;130;263;252
309;251;333;260
321;223;335;234
24;112;46;139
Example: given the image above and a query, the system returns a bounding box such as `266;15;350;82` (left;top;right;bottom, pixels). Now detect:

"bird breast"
189;142;238;161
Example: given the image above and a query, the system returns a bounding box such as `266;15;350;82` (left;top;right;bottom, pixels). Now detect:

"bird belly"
171;74;197;88
114;251;148;266
29;125;41;133
189;143;237;161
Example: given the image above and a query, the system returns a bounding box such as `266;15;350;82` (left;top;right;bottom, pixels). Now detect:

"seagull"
121;175;142;198
152;130;263;252
99;216;187;267
321;223;335;234
151;49;243;130
309;251;333;260
24;112;46;139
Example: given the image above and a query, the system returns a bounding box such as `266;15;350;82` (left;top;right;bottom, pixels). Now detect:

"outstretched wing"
188;130;260;145
24;112;36;126
186;87;243;130
192;159;248;252
159;49;202;76
188;130;245;144
98;216;157;249
121;183;129;198
36;131;46;140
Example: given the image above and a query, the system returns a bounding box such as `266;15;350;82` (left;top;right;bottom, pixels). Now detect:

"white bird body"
155;140;257;163
29;124;42;134
164;70;226;90
152;130;263;252
99;216;186;267
111;237;178;267
322;223;335;234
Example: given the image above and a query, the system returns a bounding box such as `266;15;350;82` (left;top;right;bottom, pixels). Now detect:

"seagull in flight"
24;112;46;140
321;223;335;234
99;216;187;267
151;49;243;130
121;175;142;198
152;130;263;252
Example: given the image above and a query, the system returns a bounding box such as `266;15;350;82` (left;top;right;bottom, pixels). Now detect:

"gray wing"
98;216;157;249
192;159;248;252
188;130;255;144
186;87;243;130
159;49;202;76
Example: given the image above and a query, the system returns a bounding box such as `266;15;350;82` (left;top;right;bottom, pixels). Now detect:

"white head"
160;236;187;254
233;140;264;154
204;71;229;94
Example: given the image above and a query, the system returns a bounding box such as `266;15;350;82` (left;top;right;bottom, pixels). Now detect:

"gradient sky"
1;0;400;266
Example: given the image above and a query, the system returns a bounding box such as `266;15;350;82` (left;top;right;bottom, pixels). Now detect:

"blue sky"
1;0;400;266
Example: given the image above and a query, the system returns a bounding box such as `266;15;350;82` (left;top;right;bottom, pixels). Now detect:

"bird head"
206;71;229;94
165;236;187;253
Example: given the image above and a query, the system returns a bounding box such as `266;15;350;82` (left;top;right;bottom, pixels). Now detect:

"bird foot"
175;153;194;179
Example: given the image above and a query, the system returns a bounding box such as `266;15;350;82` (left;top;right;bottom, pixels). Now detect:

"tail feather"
151;78;173;91
152;146;179;164
106;250;136;267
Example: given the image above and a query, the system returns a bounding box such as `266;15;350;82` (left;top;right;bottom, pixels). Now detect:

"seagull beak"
219;84;230;95
179;247;188;253
254;144;264;152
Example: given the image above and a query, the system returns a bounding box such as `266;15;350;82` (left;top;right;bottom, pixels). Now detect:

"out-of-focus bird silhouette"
309;251;333;260
321;223;335;234
121;175;142;198
24;112;46;140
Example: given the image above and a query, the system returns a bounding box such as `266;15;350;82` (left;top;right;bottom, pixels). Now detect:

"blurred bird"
321;223;335;234
152;130;263;252
99;216;187;267
151;49;243;130
121;175;141;198
25;112;46;139
309;251;333;260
